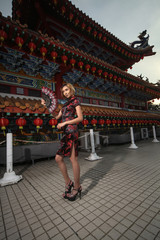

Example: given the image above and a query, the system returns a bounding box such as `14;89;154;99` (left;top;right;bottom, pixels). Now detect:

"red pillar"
55;73;63;100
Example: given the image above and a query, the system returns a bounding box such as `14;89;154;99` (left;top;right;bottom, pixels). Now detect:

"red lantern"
91;119;97;127
103;36;107;42
0;117;9;136
122;119;127;126
61;55;68;65
28;42;36;54
49;118;57;129
70;58;76;67
99;119;105;127
109;73;113;79
98;33;102;39
97;69;102;76
85;64;90;72
16;117;26;133
81;23;86;30
93;31;97;38
40;46;47;59
106;119;111;127
69;13;74;21
51;51;58;61
75;18;79;26
113;75;117;81
0;29;7;46
112;119;116;127
117;119;121;126
82;119;88;128
103;72;108;78
15;36;24;49
127;119;131;126
107;39;111;45
78;61;84;69
118;77;121;83
87;26;92;33
61;6;66;15
34;117;43;132
91;67;96;74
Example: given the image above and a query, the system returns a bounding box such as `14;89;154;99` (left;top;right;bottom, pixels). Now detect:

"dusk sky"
1;0;160;100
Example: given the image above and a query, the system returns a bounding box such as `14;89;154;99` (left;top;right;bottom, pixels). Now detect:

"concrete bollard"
85;129;102;161
0;133;22;187
128;127;138;149
152;125;159;143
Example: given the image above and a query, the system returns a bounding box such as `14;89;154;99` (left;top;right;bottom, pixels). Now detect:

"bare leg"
70;144;80;189
55;154;70;185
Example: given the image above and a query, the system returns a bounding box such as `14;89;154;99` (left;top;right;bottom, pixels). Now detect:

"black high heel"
63;180;74;199
67;186;82;201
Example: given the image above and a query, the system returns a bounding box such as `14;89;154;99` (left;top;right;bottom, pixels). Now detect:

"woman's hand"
57;122;66;130
41;99;46;106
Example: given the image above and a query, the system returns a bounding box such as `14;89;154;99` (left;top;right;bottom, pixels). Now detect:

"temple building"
0;0;160;149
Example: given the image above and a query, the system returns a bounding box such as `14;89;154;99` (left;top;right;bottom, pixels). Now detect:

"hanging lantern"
81;23;86;30
16;117;26;134
69;13;74;21
0;117;9;136
40;46;47;59
49;118;57;129
61;55;68;65
109;73;113;80
103;36;107;42
112;119;116;127
118;77;121;83
106;119;111;127
0;29;7;46
98;33;102;40
34;117;43;133
113;75;117;81
85;64;90;72
28;41;36;54
78;61;84;69
99;119;105;127
93;31;97;38
61;6;66;15
51;51;58;61
87;26;92;33
82;119;88;128
103;72;108;78
91;119;97;127
107;39;111;45
122;119;127;126
75;18;79;26
91;66;96;74
117;119;121;127
97;69;102;76
70;58;76;67
15;36;24;49
127;119;131;126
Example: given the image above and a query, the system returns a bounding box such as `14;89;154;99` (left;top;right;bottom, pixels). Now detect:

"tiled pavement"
0;140;160;240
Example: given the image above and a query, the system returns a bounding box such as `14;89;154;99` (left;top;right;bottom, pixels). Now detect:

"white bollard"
0;133;22;187
152;125;159;143
85;129;102;161
128;127;138;149
95;131;101;149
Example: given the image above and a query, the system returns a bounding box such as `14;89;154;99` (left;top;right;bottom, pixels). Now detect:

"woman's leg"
55;154;70;185
70;144;80;189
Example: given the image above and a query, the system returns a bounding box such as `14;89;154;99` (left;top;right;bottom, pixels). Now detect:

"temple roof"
0;94;159;121
0;14;159;100
12;0;156;70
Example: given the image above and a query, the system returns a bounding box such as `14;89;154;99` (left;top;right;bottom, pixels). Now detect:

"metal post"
128;127;138;149
0;133;22;187
152;125;159;143
85;129;102;161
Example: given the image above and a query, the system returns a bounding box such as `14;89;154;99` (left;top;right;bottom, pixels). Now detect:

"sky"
0;0;160;102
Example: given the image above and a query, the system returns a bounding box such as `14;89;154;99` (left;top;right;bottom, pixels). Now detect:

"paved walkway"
0;140;160;240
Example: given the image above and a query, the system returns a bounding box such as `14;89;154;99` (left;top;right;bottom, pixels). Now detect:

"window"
0;85;11;93
28;89;41;97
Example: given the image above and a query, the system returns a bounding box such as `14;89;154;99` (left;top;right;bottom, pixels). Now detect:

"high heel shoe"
63;180;74;199
67;186;82;201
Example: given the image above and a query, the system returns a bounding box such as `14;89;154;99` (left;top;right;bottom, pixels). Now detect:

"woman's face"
62;86;71;99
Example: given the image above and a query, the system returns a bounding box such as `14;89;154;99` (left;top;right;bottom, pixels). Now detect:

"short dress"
56;96;81;157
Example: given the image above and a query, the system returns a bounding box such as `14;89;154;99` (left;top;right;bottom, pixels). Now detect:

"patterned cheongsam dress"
56;96;81;157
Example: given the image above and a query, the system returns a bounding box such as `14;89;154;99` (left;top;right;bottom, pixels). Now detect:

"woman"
41;83;83;201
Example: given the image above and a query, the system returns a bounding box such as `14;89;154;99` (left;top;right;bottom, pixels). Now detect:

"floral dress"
56;96;81;157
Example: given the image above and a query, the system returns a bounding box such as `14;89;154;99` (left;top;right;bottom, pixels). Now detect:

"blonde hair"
61;83;75;98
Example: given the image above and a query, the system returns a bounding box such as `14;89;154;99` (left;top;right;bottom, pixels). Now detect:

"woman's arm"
57;105;83;129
